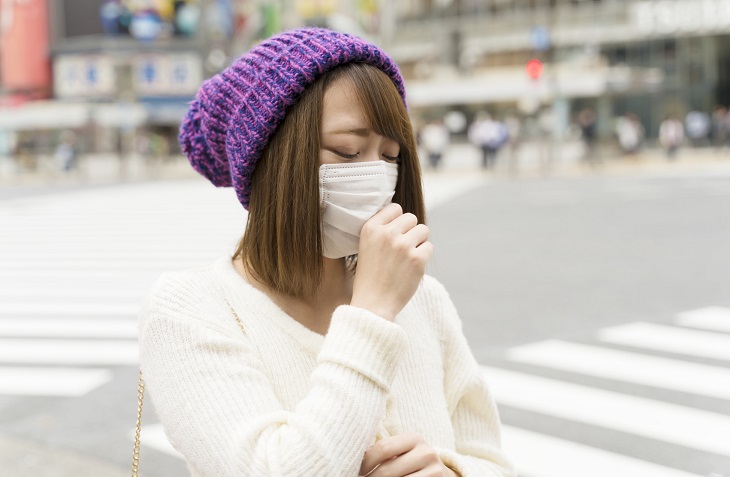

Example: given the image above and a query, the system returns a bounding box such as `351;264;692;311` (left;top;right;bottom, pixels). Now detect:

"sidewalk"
425;141;730;178
2;143;730;195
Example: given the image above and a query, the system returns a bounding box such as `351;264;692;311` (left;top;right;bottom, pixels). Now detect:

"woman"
139;28;514;477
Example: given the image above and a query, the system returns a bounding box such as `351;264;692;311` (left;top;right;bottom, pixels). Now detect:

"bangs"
324;62;412;148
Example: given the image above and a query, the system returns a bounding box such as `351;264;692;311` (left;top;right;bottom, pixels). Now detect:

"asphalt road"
0;164;729;476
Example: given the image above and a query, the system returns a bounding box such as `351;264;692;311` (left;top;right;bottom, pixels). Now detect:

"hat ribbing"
179;27;406;210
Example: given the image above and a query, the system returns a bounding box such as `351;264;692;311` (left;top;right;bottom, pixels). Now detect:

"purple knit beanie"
179;27;407;210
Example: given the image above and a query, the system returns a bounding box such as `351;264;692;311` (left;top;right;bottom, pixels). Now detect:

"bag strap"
132;299;244;476
132;368;144;477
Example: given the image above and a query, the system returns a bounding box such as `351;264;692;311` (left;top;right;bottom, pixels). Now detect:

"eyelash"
336;151;401;162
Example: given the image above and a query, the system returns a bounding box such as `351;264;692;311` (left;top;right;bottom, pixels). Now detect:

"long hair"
233;62;426;297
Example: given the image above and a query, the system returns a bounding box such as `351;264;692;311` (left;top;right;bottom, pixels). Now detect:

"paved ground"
0;146;729;476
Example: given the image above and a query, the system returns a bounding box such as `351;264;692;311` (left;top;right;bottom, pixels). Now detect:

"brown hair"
233;62;426;297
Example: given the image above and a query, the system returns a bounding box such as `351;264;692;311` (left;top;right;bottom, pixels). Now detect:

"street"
0;160;729;476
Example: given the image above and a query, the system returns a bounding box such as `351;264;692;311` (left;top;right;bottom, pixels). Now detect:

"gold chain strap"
132;368;145;477
132;300;244;476
228;300;246;336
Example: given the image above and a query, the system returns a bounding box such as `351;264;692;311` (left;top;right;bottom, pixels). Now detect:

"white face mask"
319;160;399;258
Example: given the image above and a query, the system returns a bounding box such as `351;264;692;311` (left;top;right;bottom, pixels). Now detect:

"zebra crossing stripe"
482;366;730;457
0;318;137;338
422;174;487;210
676;307;730;333
0;260;206;271
0;302;140;317
0;367;112;397
505;339;730;400
135;424;184;459
502;426;704;477
0;270;160;279
0;287;144;300
0;339;138;365
597;322;730;361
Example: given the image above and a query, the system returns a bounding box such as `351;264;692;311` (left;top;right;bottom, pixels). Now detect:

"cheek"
319;151;333;165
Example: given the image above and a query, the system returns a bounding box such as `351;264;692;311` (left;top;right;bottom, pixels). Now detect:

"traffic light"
526;58;543;80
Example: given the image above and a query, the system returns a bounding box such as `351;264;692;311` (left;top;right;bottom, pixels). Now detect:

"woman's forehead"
321;78;368;132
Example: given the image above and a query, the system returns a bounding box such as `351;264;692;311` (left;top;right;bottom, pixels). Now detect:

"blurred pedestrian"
659;115;684;160
54;130;78;173
685;109;711;147
138;27;515;477
615;113;644;155
504;113;522;174
711;105;728;149
469;112;507;170
577;108;598;166
420;119;450;170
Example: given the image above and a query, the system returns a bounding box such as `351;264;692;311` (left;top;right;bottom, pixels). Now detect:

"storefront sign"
54;55;116;99
133;53;202;97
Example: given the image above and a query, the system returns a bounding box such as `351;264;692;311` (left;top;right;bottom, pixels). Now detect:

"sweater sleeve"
423;277;516;477
138;272;406;477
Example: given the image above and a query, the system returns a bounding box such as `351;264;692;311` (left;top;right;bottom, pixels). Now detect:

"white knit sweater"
138;256;515;477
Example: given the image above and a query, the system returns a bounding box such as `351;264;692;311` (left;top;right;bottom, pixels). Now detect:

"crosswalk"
0;174;485;399
0;180;246;401
1;175;729;476
494;306;730;476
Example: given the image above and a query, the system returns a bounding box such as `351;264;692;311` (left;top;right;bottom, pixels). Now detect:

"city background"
0;0;729;476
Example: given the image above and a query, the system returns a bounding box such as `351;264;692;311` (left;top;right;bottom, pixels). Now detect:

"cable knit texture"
138;256;515;477
178;28;407;210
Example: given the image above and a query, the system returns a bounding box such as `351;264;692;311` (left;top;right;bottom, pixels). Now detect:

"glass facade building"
385;0;730;138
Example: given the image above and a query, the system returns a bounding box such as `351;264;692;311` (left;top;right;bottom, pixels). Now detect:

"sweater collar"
215;256;326;355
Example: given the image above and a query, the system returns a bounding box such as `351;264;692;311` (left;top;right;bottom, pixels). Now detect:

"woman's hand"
351;203;433;322
359;433;458;477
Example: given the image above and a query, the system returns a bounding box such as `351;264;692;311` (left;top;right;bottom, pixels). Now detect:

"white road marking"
597;322;730;361
676;307;730;333
0;260;208;271
0;367;112;397
0;270;165;279
482;366;730;456
506;339;730;399
0;302;140;317
136;424;184;459
422;173;487;210
502;426;704;477
0;318;137;338
0;339;138;365
0;287;144;300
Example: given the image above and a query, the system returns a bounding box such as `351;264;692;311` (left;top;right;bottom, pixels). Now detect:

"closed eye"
383;154;401;163
335;151;360;159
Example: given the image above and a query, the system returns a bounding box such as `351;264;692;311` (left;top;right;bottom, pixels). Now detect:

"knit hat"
179;27;407;210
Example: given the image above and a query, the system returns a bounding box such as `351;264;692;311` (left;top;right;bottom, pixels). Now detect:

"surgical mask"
319;160;399;258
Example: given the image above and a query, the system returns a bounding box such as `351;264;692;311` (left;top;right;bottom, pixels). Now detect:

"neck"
235;255;353;335
311;257;352;305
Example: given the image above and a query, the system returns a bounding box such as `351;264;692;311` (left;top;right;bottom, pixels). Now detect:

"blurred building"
3;0;728;151
0;0;250;158
384;0;730;139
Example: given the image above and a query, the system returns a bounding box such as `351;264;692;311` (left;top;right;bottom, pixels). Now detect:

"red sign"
0;0;52;94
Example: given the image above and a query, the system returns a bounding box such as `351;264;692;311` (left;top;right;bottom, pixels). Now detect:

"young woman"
139;28;514;477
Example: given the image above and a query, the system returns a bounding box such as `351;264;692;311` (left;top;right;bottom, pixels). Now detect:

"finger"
402;223;429;247
416;240;434;256
367;203;403;226
368;451;430;477
387;212;419;234
361;434;420;474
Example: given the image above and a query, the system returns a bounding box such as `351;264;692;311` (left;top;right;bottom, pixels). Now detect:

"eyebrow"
325;127;371;137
